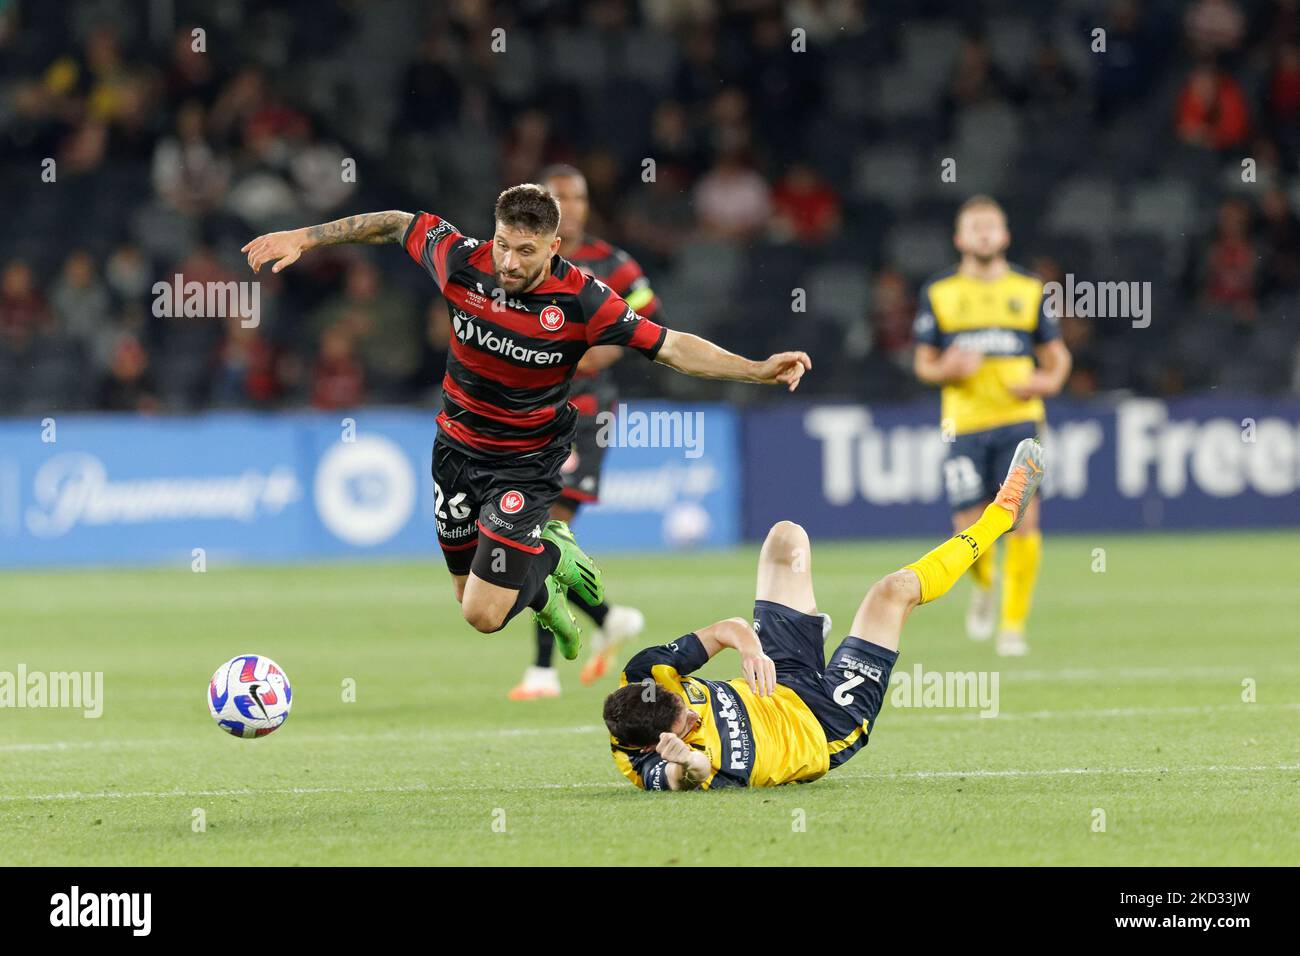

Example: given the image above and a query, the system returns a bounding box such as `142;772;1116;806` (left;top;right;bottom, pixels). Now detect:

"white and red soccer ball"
207;654;293;738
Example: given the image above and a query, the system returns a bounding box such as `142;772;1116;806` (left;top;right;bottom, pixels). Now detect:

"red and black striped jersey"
564;236;664;416
403;211;666;459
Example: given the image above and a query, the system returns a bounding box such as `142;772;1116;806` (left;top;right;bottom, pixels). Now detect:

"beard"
495;260;544;293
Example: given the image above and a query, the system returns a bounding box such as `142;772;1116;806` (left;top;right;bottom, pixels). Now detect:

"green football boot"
540;519;605;606
533;575;581;661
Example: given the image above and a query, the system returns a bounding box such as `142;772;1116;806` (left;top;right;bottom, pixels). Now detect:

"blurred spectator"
286;117;356;214
1024;43;1080;117
1033;255;1100;395
164;26;219;103
770;163;842;245
309;259;418;399
693;151;771;240
224;87;313;227
673;29;726;111
105;244;153;306
50;249;113;364
705;88;755;158
209;65;268;146
647;101;706;186
1092;0;1158;121
782;0;866;43
152;100;230;216
1199;198;1258;319
501;109;565;189
97;333;158;412
104;76;157;162
744;8;820;152
1185;0;1247;59
311;323;364;409
214;316;281;407
621;176;696;263
868;268;915;362
79;26;133;124
945;35;1015;115
397;31;463;135
1264;42;1300;157
1258;188;1300;297
0;261;53;351
1175;61;1251;150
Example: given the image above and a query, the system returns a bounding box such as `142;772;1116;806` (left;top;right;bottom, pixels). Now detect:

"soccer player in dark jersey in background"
242;186;812;661
507;165;657;701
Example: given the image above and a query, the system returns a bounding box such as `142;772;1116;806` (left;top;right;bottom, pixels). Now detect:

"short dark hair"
495;183;561;235
538;163;585;184
603;682;679;747
955;194;1006;227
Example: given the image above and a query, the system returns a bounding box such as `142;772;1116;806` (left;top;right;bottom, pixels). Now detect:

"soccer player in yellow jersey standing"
603;439;1044;790
912;196;1072;656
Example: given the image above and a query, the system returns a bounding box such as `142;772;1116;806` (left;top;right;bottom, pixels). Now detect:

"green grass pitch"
1;530;1297;866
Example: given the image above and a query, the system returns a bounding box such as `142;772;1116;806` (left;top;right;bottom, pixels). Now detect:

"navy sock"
572;594;609;627
534;622;555;667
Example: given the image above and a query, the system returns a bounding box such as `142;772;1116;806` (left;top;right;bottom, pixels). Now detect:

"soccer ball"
207;654;293;738
663;500;712;550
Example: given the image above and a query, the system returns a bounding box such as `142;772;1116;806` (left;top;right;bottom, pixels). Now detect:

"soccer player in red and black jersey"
506;165;661;702
242;185;812;658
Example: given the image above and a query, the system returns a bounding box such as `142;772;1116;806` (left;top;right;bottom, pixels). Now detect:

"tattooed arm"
241;211;414;273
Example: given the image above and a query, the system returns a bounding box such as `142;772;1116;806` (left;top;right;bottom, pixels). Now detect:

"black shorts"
943;420;1040;512
432;437;567;587
558;415;607;506
752;600;899;769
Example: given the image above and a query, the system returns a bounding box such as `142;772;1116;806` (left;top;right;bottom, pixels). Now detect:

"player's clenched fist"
756;351;812;392
241;229;308;274
655;731;693;764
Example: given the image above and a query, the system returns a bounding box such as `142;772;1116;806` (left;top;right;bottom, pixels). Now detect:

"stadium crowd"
1;0;1298;414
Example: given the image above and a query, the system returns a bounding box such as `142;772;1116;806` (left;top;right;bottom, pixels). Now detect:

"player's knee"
462;601;506;634
872;570;920;609
765;520;809;563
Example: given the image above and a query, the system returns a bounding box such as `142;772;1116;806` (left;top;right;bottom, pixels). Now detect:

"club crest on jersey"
539;305;565;332
500;490;525;514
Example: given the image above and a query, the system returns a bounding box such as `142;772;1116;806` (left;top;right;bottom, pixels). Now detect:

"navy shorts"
559;415;607;506
432;437;567;587
943;420;1040;512
753;600;899;769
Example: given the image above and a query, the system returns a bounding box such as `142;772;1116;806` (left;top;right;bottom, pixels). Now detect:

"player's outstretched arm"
654;329;811;392
241;211;415;274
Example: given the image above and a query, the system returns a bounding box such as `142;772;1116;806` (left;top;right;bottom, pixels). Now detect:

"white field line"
2;702;1296;756
2;764;1298;802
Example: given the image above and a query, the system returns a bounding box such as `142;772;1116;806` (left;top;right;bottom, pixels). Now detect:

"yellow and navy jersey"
912;264;1060;435
609;635;831;790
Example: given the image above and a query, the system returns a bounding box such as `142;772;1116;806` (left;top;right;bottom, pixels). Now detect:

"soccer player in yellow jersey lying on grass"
603;438;1044;791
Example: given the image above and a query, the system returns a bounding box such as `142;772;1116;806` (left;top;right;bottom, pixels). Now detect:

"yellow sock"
905;503;1013;605
1000;531;1042;632
970;544;995;591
